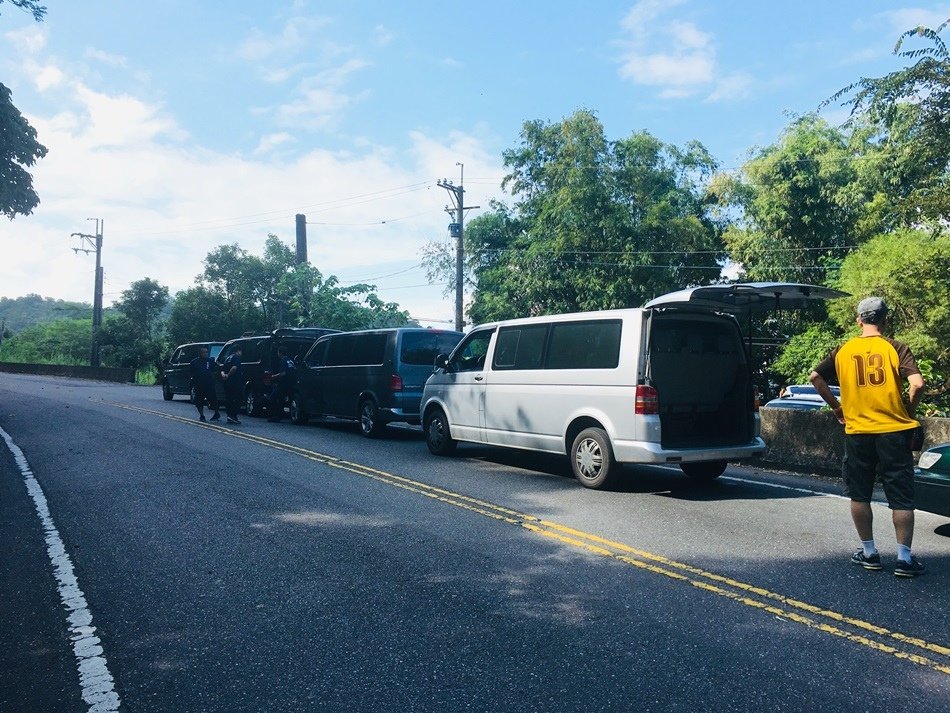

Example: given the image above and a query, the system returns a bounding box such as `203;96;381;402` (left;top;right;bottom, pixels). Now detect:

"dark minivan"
162;341;225;401
291;327;464;436
215;327;338;416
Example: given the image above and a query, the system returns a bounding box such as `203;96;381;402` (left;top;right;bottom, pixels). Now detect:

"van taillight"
635;385;658;414
390;374;404;392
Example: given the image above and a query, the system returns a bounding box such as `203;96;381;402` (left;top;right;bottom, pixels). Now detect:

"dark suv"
291;327;464;436
162;341;225;401
215;327;338;416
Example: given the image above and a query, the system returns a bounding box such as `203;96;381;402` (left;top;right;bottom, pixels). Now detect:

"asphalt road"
1;373;948;712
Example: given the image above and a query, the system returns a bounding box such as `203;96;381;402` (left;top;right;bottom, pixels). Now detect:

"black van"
162;341;225;401
291;327;464;436
216;327;338;416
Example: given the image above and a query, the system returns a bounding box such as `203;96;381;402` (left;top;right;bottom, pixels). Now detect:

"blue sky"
1;1;947;327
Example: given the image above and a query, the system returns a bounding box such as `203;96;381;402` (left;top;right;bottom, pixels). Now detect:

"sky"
1;1;948;328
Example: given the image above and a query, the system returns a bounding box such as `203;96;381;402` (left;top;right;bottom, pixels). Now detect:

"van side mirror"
434;354;450;371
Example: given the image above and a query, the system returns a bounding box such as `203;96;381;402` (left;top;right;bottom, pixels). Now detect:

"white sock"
862;539;878;557
896;544;912;563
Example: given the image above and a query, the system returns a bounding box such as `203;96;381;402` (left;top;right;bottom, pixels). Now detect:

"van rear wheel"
162;380;173;400
424;408;456;455
571;427;617;489
359;399;384;437
680;460;727;480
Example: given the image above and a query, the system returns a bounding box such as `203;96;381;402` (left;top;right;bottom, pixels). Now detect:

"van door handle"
474;375;483;381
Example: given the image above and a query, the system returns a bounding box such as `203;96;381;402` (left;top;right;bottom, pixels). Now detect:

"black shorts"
842;432;915;510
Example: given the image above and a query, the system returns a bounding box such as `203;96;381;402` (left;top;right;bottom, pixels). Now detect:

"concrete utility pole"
438;164;479;332
71;218;104;367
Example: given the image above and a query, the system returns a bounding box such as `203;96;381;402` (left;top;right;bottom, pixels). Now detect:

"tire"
244;389;262;417
570;427;618;490
290;394;308;425
680;460;727;481
359;398;384;437
424;408;456;455
162;380;173;401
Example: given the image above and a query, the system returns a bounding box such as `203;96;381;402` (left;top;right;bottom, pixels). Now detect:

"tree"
825;21;950;225
423;110;723;324
773;229;950;408
0;1;47;21
0;83;47;219
98;278;169;369
113;278;169;342
0;2;48;219
711;114;870;285
165;287;238;348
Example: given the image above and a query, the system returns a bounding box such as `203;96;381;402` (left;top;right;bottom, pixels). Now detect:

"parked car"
420;282;845;489
162;341;225;401
215;327;338;416
762;384;840;411
914;444;950;518
291;327;464;436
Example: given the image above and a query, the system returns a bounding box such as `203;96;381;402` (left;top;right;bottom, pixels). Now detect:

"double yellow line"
110;401;950;676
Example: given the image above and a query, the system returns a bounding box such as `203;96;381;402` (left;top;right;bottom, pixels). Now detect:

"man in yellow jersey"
810;297;926;577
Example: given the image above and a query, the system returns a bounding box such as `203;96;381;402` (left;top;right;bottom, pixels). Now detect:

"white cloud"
273;58;370;130
875;7;950;36
84;48;128;68
616;0;749;101
0;54;504;327
236;15;331;62
4;25;46;55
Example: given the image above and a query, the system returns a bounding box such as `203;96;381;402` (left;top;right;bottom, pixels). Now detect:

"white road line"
721;475;851;500
0;427;121;713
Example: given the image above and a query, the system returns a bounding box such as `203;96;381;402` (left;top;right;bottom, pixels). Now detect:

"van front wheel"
424;409;456;455
571;428;617;489
680;460;727;480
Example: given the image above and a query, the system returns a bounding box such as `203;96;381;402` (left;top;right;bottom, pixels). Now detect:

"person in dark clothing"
220;346;243;424
267;346;297;422
190;346;221;422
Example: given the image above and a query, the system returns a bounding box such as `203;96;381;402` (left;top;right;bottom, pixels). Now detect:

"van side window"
401;331;463;366
325;335;356;366
450;329;493;372
493;325;548;370
305;340;328;367
546;320;622;369
242;340;262;363
352;333;387;366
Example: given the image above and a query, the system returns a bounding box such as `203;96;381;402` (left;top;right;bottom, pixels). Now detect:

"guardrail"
0;361;136;383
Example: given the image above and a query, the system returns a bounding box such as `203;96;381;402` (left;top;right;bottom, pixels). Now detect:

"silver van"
420;283;843;489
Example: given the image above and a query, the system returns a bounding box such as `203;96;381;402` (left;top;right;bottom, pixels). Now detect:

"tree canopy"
424;110;724;324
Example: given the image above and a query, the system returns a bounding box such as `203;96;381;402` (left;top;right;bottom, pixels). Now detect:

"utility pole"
438;164;478;332
71;218;104;367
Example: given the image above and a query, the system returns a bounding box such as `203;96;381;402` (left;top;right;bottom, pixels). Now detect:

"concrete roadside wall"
759;408;950;475
0;361;135;383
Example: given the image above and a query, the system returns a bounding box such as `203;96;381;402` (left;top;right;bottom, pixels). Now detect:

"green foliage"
422;110;724;324
0;318;91;364
165;286;237;346
826;21;950;226
0;82;48;219
712;114;869;285
0;294;93;332
134;365;159;386
771;324;847;384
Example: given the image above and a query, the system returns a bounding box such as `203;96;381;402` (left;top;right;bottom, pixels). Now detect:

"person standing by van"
267;346;297;422
190;345;221;422
809;297;926;577
220;345;243;425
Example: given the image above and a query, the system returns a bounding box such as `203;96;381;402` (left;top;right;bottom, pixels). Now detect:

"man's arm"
907;373;925;417
809;370;844;424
